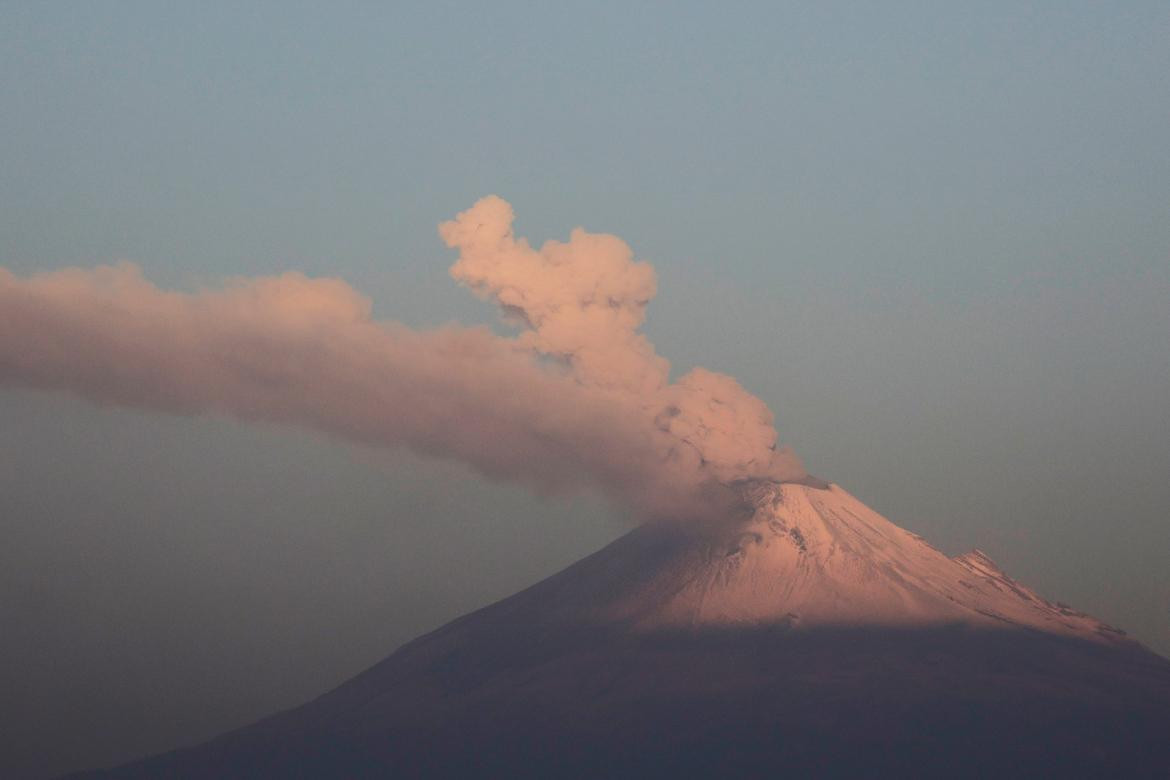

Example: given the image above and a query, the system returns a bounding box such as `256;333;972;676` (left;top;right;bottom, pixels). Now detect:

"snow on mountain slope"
499;481;1128;644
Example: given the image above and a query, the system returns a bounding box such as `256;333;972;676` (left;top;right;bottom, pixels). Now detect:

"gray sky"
2;3;1168;777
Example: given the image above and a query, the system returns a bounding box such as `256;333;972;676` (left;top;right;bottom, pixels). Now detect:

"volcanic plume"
0;196;803;519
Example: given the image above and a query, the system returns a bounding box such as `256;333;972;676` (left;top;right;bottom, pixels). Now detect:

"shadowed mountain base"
71;624;1170;779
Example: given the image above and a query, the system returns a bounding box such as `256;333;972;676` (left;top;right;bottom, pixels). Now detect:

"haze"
2;3;1168;778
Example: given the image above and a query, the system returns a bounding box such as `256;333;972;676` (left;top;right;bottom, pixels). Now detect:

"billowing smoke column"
0;197;805;518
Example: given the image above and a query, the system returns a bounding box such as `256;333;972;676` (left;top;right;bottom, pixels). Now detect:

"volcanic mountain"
74;482;1170;778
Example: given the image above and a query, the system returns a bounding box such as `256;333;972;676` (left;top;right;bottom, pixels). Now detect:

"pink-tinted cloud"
0;198;805;518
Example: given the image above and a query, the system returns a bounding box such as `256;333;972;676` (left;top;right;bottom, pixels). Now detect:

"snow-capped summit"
472;481;1127;647
586;482;1127;642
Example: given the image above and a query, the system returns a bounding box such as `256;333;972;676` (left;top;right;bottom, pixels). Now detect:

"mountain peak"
503;482;1131;645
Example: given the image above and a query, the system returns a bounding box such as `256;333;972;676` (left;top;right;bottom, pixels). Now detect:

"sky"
2;2;1168;777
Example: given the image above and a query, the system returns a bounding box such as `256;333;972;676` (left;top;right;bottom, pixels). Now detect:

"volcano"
73;482;1170;778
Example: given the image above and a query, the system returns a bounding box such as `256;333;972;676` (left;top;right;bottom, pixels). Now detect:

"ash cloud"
0;197;805;517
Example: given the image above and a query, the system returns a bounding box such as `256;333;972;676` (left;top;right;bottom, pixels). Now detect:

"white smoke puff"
441;195;667;396
440;196;805;488
658;368;803;485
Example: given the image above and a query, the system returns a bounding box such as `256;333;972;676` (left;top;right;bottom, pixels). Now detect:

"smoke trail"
0;197;805;517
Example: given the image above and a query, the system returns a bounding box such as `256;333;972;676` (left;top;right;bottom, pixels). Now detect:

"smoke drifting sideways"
0;196;805;520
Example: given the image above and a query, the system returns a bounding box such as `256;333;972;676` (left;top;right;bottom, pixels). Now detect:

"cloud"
0;197;805;518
